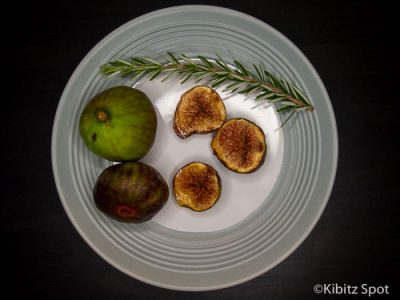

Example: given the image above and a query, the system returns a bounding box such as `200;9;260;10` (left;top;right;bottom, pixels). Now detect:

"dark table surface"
3;0;398;299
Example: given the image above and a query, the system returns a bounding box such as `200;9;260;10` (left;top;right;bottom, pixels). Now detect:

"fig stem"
96;109;109;122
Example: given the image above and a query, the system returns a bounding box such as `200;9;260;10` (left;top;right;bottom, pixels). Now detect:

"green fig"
94;161;169;223
79;86;157;161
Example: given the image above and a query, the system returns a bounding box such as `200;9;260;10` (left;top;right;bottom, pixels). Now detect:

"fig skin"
79;86;157;162
173;162;222;212
93;161;169;223
211;118;267;174
173;85;226;139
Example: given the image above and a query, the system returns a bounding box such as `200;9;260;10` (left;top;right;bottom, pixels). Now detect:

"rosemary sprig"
100;53;314;126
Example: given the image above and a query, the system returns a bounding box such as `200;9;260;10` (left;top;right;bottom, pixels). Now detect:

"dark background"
3;0;398;299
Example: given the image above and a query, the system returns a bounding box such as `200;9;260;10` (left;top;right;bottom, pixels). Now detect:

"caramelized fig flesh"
173;162;222;212
211;118;266;173
173;85;226;139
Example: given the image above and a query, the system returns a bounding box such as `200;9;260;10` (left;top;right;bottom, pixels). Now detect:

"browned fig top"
173;162;221;212
211;118;266;173
173;85;226;139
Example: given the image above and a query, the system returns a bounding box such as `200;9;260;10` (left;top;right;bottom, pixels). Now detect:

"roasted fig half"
211;118;267;173
173;162;222;212
173;85;226;139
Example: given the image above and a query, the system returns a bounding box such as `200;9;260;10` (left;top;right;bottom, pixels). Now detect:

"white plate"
52;5;338;291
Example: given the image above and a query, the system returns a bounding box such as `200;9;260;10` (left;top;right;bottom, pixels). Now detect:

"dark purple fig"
94;161;168;223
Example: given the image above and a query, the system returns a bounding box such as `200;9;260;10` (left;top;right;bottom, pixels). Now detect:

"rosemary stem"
100;53;315;126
